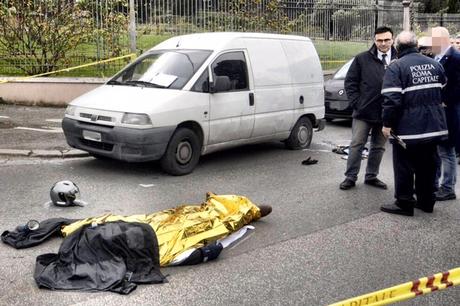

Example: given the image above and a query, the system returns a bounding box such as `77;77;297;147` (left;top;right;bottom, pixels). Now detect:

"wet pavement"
0;104;87;158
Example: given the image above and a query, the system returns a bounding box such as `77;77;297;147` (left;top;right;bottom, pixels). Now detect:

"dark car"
324;59;354;121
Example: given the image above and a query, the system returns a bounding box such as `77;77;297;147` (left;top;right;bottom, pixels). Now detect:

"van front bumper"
62;117;175;162
315;118;326;131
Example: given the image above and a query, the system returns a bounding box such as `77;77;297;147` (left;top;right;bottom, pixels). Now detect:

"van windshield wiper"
106;80;124;86
124;80;167;88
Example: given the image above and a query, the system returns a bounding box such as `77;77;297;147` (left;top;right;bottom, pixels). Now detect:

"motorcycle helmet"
50;181;84;207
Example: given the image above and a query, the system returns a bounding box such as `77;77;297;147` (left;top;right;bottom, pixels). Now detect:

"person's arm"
438;61;448;106
344;57;361;109
381;64;403;136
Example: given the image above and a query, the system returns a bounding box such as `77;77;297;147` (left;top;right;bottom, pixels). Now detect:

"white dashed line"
46;119;62;123
14;127;63;133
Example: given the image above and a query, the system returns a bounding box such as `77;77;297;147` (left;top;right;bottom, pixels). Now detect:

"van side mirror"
210;76;232;93
209;81;215;93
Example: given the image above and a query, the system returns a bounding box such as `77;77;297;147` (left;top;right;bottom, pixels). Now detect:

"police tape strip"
0;53;137;84
329;267;460;306
321;60;348;64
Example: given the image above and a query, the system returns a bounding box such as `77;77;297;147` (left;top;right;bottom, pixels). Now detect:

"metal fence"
1;0;459;77
413;13;460;35
134;0;382;39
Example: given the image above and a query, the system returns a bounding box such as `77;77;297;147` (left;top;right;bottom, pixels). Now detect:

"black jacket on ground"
1;218;77;249
345;44;397;123
34;221;165;294
381;48;448;145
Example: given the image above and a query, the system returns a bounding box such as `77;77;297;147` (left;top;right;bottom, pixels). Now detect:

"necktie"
381;53;387;66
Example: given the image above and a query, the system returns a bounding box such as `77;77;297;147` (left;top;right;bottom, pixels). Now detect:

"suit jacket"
440;46;460;150
345;45;397;123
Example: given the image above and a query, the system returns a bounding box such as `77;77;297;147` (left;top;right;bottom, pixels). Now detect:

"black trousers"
392;142;438;209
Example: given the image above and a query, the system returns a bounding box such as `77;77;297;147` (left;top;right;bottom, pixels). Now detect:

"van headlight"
121;113;152;125
65;105;76;116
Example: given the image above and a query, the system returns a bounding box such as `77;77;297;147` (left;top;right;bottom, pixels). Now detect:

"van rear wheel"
285;117;313;149
160;128;201;176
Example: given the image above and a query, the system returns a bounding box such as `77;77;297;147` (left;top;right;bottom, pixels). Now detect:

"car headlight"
65;105;76;116
121;113;152;125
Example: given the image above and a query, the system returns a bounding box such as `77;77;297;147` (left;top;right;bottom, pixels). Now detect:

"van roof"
150;32;312;52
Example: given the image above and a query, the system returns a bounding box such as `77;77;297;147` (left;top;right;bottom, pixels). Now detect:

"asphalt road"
1;105;460;305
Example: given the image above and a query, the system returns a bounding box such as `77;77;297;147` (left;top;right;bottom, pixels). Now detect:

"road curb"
0;148;89;158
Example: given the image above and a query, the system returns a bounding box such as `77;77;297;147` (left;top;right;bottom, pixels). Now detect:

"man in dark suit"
431;27;460;201
340;26;396;191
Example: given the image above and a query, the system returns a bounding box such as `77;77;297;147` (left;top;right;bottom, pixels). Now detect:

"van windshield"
108;50;212;89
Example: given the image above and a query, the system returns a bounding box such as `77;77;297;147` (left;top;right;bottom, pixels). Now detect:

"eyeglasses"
375;39;392;43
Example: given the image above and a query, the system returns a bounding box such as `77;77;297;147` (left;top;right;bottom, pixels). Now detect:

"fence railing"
1;0;459;77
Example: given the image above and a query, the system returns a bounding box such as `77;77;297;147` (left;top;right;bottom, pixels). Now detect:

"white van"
62;32;325;175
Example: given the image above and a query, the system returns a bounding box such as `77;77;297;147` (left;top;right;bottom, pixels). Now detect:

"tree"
415;0;459;13
228;0;291;33
0;0;93;75
446;0;460;13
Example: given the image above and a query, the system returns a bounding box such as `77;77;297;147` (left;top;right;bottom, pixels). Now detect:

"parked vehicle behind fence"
62;32;325;175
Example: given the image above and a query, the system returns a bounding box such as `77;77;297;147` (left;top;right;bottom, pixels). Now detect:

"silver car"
324;59;354;122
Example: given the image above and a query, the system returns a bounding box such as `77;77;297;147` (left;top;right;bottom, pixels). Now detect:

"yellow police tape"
0;53;136;84
321;60;348;64
0;54;344;85
329;267;460;306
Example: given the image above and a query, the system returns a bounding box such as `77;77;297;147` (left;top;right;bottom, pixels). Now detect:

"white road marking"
302;149;332;153
46;119;62;123
0;115;10;119
139;184;155;188
14;126;63;133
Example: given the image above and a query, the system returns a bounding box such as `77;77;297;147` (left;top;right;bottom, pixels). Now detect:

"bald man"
380;31;448;216
418;36;433;58
431;26;460;201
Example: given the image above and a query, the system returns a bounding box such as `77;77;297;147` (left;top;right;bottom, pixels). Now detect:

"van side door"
244;38;295;137
207;51;255;145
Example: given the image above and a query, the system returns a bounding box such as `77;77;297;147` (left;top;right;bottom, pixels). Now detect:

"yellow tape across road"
0;53;136;84
330;267;460;306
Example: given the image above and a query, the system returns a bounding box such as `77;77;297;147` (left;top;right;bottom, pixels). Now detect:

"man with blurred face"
418;36;434;58
431;26;460;201
340;26;396;191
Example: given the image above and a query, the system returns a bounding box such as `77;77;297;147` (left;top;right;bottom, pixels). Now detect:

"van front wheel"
285;117;313;149
160;128;201;176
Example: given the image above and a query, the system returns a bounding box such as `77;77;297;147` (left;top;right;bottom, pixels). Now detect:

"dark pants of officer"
392;142;438;210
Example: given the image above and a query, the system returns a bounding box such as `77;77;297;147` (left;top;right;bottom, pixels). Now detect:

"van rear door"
207;51;255;144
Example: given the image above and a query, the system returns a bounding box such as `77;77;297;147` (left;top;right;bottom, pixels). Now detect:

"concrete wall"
0;77;107;107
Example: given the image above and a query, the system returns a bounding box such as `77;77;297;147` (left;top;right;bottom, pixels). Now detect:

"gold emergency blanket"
61;194;261;266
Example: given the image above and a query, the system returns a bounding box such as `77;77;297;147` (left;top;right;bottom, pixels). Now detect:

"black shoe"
414;203;434;213
380;203;414;216
259;205;272;218
340;179;355;190
435;190;456;201
364;178;388;190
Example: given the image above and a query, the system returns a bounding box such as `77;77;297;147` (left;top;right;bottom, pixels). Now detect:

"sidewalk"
0;103;89;159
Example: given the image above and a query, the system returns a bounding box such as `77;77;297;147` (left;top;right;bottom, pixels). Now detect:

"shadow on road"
75;141;289;176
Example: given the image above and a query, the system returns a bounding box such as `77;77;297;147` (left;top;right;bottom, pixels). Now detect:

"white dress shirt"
377;50;391;65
